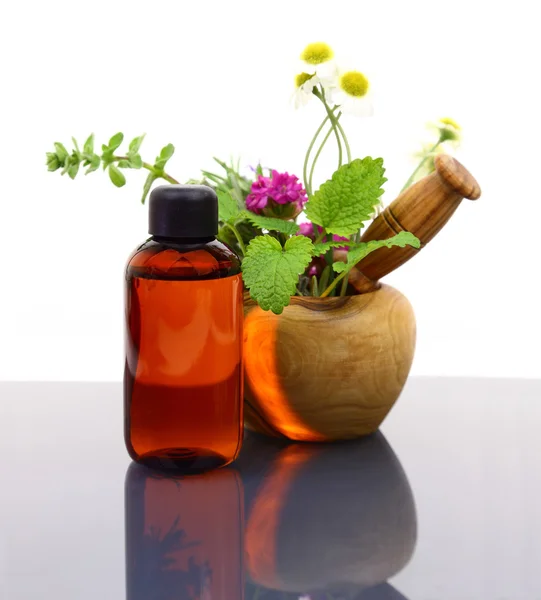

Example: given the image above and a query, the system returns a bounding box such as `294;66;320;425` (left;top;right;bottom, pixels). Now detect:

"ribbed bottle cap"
148;184;218;238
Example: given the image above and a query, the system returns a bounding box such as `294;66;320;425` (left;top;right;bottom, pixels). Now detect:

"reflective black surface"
1;377;540;599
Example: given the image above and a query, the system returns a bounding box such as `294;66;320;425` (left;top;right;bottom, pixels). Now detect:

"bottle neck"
151;234;215;245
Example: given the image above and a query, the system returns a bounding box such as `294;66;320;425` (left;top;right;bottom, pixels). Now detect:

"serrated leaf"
217;190;240;223
305;157;387;237
85;154;101;175
239;211;300;235
83;133;94;155
54;142;68;162
242;235;314;314
129;134;145;153
141;172;157;204
332;231;420;273
108;164;126;187
312;240;351;257
108;132;124;151
68;161;79;180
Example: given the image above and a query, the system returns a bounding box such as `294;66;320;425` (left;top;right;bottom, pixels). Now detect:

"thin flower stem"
225;223;246;257
314;230;327;244
309;119;338;195
321;269;348;298
400;139;442;193
334;114;352;163
315;88;343;168
303;114;330;196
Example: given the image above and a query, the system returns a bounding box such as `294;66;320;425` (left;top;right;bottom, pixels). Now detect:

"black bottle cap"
148;184;218;238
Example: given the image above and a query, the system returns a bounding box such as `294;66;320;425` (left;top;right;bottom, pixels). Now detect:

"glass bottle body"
124;237;244;471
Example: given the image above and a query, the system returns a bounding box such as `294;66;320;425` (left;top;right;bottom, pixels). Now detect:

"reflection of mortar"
347;154;482;293
236;431;417;599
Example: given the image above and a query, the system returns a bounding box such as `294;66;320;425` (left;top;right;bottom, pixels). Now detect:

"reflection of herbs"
136;515;212;600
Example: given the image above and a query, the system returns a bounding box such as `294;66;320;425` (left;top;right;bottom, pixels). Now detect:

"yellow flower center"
439;117;460;130
300;42;334;65
339;71;369;97
295;72;314;88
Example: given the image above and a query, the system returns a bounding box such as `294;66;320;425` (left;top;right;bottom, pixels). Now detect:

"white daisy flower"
431;117;462;143
330;68;373;117
292;71;335;109
299;41;338;79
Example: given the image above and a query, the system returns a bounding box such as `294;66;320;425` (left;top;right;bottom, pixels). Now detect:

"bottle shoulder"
126;238;241;281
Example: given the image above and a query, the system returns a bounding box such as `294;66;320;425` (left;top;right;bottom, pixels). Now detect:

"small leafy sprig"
46;133;179;203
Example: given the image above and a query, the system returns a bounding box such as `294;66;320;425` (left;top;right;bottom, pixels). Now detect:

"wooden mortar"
243;285;415;441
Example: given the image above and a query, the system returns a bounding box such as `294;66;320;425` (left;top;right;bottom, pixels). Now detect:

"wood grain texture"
349;154;481;288
243;284;416;441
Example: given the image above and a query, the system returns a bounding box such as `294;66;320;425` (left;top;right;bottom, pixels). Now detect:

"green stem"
339;271;349;296
321;269;348;298
315;88;342;168
334;114;352;163
224;223;246;257
303;114;330;196
308;120;336;196
314;230;326;244
400;139;441;192
114;155;180;184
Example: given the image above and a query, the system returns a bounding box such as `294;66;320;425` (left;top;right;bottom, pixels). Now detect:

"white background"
0;0;539;381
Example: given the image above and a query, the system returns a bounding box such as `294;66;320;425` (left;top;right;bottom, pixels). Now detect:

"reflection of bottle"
125;462;244;600
237;432;416;599
124;185;244;471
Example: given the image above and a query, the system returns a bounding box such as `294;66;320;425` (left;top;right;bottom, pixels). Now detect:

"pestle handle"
349;154;481;289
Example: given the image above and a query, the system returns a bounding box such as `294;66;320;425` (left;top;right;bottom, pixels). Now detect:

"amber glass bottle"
124;185;244;472
125;462;244;600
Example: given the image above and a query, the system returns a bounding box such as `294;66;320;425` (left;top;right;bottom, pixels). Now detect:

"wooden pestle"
349;154;481;292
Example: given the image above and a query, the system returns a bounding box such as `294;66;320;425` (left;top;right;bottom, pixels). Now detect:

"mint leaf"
141;172;157;204
242;235;314;314
83;133;94;155
154;144;175;170
108;132;124;151
108;164;126;187
239;212;300;235
129;134;145;153
332;231;420;273
305;157;387;237
312;240;351;257
217;190;240;223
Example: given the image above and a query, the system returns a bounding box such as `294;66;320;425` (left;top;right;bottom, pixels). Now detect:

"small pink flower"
246;170;308;218
297;221;349;248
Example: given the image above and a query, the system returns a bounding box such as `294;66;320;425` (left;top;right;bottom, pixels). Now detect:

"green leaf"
312;240;351;257
68;161;80;179
129;134;145;153
54;142;69;162
83;133;94;155
141;172;157;204
108;132;124;151
217;190;240;223
128;153;143;169
117;159;131;168
305;157;387;237
239;212;300;235
154;143;175;170
85;154;101;175
108;164;126;187
46;152;60;172
242;235;314;314
71;137;81;158
332;231;420;273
